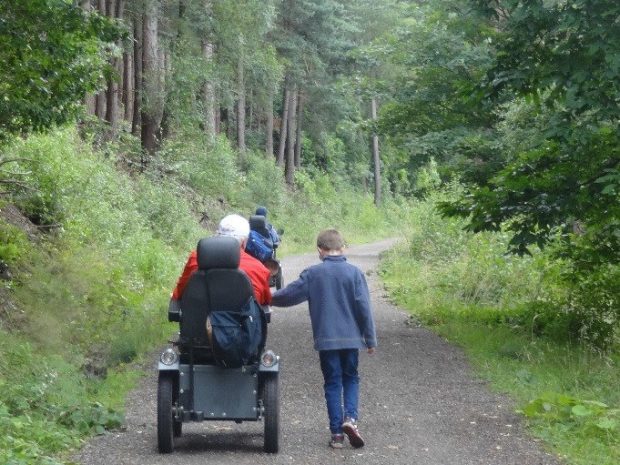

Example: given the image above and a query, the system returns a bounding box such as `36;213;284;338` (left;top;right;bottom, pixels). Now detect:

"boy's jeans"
319;349;360;434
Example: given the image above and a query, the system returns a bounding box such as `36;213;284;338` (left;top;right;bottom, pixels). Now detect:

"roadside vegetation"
380;187;619;465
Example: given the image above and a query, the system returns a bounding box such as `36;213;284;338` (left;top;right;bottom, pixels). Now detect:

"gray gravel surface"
74;239;560;465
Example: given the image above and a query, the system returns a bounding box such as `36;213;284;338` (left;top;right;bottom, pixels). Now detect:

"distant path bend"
75;238;559;465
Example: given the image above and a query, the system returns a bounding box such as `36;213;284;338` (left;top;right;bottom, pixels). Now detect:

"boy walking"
271;229;377;449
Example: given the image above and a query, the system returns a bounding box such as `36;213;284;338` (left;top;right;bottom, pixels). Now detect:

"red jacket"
171;248;272;305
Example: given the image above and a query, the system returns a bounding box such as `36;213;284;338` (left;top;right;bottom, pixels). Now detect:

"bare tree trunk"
123;31;134;123
276;82;290;166
371;97;381;206
294;89;304;168
236;45;246;152
104;0;118;126
105;0;125;138
141;0;162;154
132;14;142;135
247;90;254;131
265;88;274;157
285;85;298;185
79;0;97;114
226;105;235;140
202;39;216;141
159;49;171;140
94;0;107;119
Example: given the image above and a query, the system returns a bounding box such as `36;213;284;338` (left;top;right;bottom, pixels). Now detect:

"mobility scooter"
157;236;280;454
247;215;283;289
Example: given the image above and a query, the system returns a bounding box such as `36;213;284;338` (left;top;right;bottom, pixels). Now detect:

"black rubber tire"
157;375;174;453
263;374;280;453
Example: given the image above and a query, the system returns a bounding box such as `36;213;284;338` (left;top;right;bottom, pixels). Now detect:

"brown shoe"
342;418;365;448
329;434;345;449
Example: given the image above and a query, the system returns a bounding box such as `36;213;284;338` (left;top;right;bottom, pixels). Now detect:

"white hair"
217;214;250;243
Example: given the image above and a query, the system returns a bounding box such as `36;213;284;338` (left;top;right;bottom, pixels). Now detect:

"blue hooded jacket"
271;255;377;351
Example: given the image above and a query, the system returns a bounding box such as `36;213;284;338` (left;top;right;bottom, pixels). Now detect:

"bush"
381;188;545;320
381;184;620;348
4;130;190;361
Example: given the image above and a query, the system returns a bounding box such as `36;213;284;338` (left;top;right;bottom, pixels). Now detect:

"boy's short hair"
317;229;344;251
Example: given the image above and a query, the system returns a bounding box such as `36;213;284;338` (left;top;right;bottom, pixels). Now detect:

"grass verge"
379;194;619;465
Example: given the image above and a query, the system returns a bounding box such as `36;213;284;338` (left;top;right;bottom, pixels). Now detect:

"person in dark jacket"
270;229;376;449
255;206;280;247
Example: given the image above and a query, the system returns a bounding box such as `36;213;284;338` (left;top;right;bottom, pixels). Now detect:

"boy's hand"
367;347;376;355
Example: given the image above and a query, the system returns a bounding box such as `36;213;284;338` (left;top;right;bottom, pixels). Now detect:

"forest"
0;1;618;464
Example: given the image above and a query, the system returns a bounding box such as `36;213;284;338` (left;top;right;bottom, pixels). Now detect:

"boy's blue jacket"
271;255;377;351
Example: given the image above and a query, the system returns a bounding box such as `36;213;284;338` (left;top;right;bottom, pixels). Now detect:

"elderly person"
171;214;272;305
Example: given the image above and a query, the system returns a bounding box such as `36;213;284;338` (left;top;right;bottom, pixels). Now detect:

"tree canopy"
0;0;119;137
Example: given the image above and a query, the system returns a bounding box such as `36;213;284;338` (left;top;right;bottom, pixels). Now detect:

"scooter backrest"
197;235;240;270
179;236;253;346
249;215;271;239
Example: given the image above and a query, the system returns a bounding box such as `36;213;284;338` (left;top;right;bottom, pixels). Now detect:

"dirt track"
74;239;559;465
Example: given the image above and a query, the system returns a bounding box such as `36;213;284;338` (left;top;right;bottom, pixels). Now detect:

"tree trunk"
371;97;381;206
132;14;142;135
79;0;96;114
247;90;254;131
226;105;235;140
94;0;107;119
266;88;274;157
200;0;217;137
236;44;246;152
123;30;134;123
141;0;162;154
285;85;298;185
159;49;171;141
179;0;186;21
202;39;216;141
105;0;124;138
276;82;290;166
294;89;304;168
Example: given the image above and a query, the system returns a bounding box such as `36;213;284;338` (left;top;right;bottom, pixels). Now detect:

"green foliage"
0;335;126;465
380;193;620;465
6;129;193;358
159;133;244;205
380;187;546;317
0;0;120;138
0;222;28;264
437;0;620;262
477;0;620;122
521;392;618;435
57;402;123;436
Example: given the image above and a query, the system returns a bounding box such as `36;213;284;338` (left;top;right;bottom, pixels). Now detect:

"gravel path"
74;239;560;465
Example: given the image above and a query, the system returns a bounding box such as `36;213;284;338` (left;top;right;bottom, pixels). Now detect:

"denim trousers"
319;349;360;434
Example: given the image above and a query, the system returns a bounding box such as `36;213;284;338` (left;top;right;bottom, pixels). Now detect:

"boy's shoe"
342;417;365;448
329;434;345;449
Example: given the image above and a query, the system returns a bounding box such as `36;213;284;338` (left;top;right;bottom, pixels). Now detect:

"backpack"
208;298;266;368
245;229;274;262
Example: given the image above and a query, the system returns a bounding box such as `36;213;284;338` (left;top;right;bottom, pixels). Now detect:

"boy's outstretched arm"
271;270;310;307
